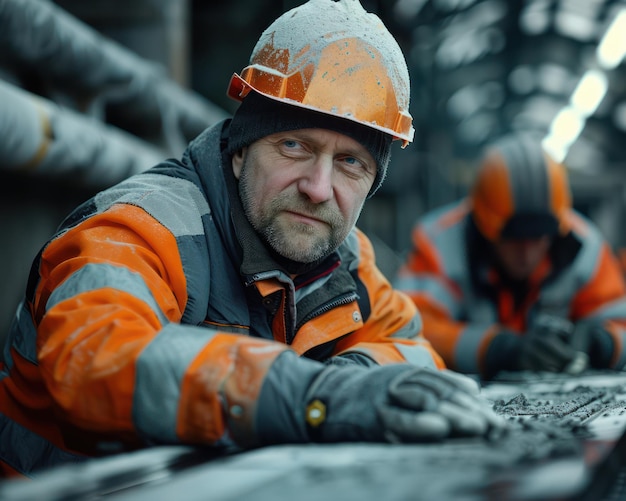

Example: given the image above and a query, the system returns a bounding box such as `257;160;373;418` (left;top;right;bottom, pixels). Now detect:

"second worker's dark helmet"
470;134;572;241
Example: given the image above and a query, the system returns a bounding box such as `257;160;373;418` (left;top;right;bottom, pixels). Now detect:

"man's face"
232;128;377;263
492;236;552;281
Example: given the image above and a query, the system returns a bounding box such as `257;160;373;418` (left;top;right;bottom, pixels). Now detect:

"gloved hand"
515;317;588;373
571;320;615;369
485;316;589;377
375;367;505;442
253;352;504;446
518;316;589;374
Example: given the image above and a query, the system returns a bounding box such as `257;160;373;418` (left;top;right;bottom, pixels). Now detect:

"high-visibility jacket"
394;199;626;376
0;121;444;478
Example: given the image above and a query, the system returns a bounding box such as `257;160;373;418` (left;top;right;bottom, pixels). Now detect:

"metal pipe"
0;79;164;188
0;0;229;154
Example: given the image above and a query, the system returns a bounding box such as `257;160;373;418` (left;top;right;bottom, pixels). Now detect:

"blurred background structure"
1;0;626;342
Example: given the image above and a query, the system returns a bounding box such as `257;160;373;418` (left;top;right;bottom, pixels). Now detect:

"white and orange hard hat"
226;0;414;147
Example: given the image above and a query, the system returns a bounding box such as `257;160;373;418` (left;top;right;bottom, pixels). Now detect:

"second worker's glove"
517;316;589;373
485;317;589;377
571;320;615;369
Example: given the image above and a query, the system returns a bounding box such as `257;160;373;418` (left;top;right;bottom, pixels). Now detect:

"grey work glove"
571;320;615;369
486;316;589;378
518;316;589;374
375;368;505;442
254;352;504;446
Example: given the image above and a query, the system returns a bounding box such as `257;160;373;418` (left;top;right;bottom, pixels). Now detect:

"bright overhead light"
570;70;608;117
549;106;585;143
542;135;568;164
597;9;626;70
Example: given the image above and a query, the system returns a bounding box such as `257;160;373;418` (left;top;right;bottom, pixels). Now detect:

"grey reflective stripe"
389;311;422;340
47;263;168;326
394;343;438;369
423;213;471;296
582;299;626;370
331;352;379;367
134;323;218;442
94;173;210;237
0;413;85;477
410;205;502;325
454;324;492;373
418;208;488;322
4;300;39;367
394;274;461;318
583;297;626;323
91;172;211;326
465;296;499;324
613;327;626;369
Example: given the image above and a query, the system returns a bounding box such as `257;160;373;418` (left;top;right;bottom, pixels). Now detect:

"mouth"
284;210;329;227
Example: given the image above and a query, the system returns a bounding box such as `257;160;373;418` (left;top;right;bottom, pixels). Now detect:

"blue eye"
341;156;365;170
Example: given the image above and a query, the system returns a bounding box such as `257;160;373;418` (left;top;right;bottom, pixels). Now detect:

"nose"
297;155;333;204
513;239;544;262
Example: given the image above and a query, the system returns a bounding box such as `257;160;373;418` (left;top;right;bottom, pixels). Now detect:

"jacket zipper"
294;291;358;334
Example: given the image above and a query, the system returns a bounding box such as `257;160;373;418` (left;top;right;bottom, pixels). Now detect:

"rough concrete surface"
3;371;626;501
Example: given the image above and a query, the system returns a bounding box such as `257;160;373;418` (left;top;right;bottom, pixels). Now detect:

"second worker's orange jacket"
395;199;626;376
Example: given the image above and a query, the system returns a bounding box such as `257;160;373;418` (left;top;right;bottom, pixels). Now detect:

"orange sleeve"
35;204;287;446
36;205;184;430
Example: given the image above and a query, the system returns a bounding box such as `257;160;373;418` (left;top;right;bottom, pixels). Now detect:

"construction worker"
0;0;503;479
395;133;626;379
